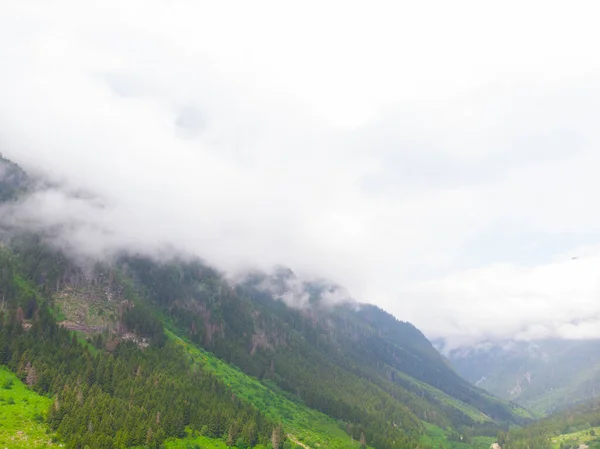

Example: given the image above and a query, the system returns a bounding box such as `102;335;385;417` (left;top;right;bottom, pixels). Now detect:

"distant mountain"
449;339;600;415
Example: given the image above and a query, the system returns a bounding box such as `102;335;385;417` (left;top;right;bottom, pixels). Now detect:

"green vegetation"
121;255;529;449
168;330;367;449
550;426;600;449
421;423;495;449
0;246;278;449
0;367;57;448
394;369;493;423
501;398;600;449
0;230;530;449
165;432;232;449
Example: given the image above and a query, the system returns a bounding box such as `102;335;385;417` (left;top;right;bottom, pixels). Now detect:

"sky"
1;0;600;349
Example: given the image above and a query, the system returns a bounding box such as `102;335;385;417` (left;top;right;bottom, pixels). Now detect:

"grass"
165;433;231;448
167;330;367;449
164;429;272;449
550;426;600;449
420;422;495;449
0;367;59;448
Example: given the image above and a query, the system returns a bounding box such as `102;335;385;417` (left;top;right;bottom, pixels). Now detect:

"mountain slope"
449;340;600;415
0;249;280;448
0;154;531;448
119;255;531;432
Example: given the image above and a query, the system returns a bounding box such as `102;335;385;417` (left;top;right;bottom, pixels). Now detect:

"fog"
2;1;600;348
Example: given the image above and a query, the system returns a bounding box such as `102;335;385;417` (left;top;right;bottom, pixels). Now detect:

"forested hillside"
500;398;600;449
0;248;278;448
0;155;529;448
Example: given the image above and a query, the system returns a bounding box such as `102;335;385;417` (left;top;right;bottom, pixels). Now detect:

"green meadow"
0;367;58;448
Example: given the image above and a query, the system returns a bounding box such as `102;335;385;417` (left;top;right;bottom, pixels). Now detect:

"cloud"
406;251;600;350
2;0;600;347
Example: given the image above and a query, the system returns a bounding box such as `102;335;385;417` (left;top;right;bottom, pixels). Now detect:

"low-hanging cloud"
2;1;600;348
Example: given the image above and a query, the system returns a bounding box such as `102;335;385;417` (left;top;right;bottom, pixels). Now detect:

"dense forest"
0;248;278;449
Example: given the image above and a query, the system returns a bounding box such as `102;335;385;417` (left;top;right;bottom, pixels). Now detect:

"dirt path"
287;434;311;449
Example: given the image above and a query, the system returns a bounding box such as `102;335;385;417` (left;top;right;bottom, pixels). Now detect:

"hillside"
501;397;600;449
449;340;600;415
0;155;529;448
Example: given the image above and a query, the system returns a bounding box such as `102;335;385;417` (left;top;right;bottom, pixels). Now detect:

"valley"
449;340;600;415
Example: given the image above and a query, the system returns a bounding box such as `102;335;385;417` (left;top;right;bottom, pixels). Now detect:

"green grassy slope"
421;423;495;449
168;330;368;449
549;426;600;449
165;433;234;448
0;367;58;449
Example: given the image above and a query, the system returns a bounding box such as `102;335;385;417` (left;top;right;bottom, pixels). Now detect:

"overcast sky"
2;1;600;349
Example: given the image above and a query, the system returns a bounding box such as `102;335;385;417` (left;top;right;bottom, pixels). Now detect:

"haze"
2;1;600;349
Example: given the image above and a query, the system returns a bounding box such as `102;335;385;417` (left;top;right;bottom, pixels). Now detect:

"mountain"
0;155;530;448
449;339;600;415
0;154;29;202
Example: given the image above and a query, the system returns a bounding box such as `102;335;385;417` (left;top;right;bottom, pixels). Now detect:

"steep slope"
449;340;600;415
0;246;283;449
120;256;530;434
330;304;528;423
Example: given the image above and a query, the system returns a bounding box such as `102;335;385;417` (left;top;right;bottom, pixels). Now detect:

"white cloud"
404;253;600;349
2;0;600;347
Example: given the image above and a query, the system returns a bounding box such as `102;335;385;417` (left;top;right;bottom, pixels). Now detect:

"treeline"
0;246;280;449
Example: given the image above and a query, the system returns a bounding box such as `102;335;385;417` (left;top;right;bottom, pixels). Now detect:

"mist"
2;1;600;348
